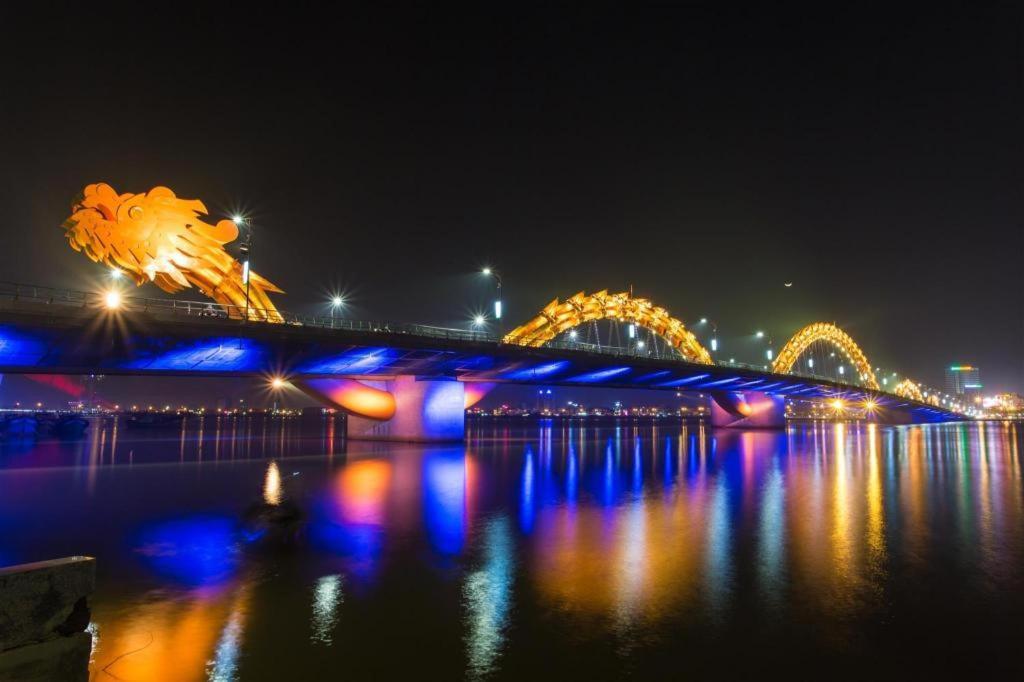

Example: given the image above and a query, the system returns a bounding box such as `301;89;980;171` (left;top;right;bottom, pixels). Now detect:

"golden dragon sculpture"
62;183;283;321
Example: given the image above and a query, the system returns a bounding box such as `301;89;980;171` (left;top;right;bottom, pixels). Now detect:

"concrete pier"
299;375;467;442
0;556;95;682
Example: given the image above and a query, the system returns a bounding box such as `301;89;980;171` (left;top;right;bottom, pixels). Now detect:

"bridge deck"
0;290;958;422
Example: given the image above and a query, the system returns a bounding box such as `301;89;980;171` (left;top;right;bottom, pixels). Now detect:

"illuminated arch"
893;378;924;402
502;290;713;364
771;322;879;390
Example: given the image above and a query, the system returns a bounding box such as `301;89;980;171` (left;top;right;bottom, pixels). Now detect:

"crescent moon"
784;282;793;287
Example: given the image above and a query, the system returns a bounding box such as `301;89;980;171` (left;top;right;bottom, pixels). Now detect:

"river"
1;416;1022;680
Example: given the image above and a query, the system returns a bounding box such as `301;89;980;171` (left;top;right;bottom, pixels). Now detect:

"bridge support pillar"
297;376;466;442
709;391;786;429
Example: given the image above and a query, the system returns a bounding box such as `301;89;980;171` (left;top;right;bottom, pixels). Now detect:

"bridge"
0;282;963;441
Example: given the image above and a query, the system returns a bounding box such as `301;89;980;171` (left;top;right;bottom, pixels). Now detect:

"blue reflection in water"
463;516;515;680
308;462;391;581
519;447;535;533
603;440;615;506
309;512;383;579
758;461;786;605
566;442;578;506
663;436;674;487
133;516;239;587
424;450;467;557
632;437;643;494
705;475;732;618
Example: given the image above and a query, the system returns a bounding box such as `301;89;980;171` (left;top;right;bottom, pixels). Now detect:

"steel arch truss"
771;322;880;390
502;290;713;365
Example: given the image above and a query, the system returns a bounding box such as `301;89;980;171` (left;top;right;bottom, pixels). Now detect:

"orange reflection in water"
335;460;392;525
90;580;252;682
530;432;714;624
532;491;707;623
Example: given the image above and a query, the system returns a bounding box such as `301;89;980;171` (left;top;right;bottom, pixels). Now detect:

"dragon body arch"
502;290;713;365
771;322;879;390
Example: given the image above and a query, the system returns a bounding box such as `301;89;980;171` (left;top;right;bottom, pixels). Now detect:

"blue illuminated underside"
297;347;401;375
126;337;265;372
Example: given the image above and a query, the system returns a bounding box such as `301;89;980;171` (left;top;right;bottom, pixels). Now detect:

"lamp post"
698;318;719;357
482;267;503;335
755;330;774;365
234;215;251;322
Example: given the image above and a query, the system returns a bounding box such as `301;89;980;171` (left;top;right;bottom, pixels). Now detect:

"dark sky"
1;3;1022;399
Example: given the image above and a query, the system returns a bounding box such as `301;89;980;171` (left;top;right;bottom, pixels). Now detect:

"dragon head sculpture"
63;183;283;321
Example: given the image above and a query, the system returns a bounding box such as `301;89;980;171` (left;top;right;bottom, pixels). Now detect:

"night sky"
1;4;1021;404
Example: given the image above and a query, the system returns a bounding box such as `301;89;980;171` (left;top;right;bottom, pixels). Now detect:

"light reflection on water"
0;416;1022;679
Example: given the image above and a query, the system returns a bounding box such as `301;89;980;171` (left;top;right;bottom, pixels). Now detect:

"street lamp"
697;317;719;355
234;215;252;321
481;267;503;332
330;295;344;321
755;330;774;363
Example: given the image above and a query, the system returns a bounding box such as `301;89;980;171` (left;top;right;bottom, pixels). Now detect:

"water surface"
1;416;1022;680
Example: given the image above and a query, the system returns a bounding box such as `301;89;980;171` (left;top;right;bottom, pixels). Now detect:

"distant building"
946;365;982;399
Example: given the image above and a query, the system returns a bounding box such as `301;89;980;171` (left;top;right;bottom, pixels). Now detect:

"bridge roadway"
0;288;958;440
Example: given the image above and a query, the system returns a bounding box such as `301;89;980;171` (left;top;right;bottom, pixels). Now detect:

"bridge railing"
0;281;499;344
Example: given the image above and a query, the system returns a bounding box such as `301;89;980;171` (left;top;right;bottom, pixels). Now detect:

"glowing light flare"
104;290;122;309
